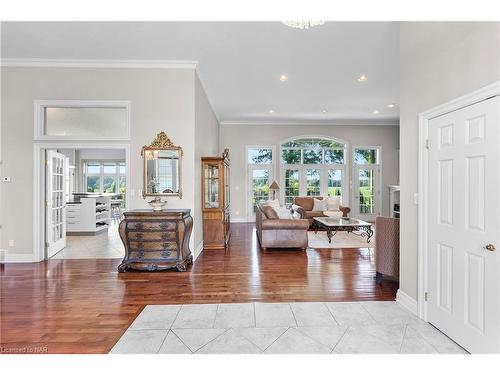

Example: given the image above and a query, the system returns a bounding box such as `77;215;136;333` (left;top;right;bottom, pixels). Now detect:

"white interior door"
353;165;380;221
427;96;499;353
247;165;273;221
46;150;67;258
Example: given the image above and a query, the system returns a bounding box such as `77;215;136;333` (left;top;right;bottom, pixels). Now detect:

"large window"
84;161;126;195
280;137;346;202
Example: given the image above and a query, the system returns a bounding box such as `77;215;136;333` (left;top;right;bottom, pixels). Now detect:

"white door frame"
351;145;382;221
247;164;274;221
245;145;276;222
33;142;131;262
417;81;500;321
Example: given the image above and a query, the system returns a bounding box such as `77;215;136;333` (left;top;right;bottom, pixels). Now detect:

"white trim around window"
34;100;131;141
82;160;126;195
278;135;350;206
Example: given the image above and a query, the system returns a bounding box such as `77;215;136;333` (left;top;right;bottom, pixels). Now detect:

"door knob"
484;244;496;251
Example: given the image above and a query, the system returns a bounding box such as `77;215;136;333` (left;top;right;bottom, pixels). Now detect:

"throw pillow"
261;205;279;219
326;196;341;211
265;199;280;210
276;208;293;219
312;198;327;212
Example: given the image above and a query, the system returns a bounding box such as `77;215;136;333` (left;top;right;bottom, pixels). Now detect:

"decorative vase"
148;197;166;211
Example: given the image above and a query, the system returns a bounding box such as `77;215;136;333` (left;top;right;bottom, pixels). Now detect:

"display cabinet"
202;149;231;250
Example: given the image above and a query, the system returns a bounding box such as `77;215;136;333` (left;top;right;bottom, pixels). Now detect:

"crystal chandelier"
282;21;325;30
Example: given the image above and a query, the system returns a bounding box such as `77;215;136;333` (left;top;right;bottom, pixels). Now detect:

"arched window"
280;136;347;204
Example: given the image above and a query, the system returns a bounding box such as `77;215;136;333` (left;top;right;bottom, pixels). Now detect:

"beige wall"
220;124;400;221
399;22;500;300
1;67;196;257
194;74;220;251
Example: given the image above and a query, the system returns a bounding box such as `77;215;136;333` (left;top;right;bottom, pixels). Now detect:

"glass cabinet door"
224;163;230;208
204;163;220;208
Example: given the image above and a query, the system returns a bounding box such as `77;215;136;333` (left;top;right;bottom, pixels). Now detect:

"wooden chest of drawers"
117;209;193;272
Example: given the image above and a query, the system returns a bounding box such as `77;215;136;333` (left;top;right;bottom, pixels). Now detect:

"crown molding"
0;58;198;69
220;119;400;126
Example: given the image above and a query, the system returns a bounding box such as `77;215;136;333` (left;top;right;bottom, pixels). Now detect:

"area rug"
307;229;375;249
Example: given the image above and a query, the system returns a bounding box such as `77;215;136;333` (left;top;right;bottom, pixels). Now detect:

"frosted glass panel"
45;107;128;137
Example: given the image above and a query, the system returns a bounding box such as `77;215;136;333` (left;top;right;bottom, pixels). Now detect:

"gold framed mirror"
142;132;183;199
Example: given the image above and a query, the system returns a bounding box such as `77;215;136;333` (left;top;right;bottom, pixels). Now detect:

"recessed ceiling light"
357;74;368;82
321;109;328;113
279;74;289;82
387;103;397;108
372;110;380;115
269;109;275;114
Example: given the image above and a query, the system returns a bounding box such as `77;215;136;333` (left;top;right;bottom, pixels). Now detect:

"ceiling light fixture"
387;103;397;108
372;110;380;115
321;109;328;113
269;109;275;114
357;74;368;82
282;21;325;30
279;74;289;82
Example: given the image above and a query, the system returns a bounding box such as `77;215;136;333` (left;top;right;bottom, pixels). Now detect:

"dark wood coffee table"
312;217;374;244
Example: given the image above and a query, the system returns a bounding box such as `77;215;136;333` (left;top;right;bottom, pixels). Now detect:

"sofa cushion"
326;196;341;211
261;205;279;219
262;219;309;230
313;198;327;211
264;199;280;210
305;211;326;219
276;207;292;219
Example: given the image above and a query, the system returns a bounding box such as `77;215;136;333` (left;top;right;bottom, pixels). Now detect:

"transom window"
281;138;345;165
35;100;130;140
354;148;379;165
247;147;273;164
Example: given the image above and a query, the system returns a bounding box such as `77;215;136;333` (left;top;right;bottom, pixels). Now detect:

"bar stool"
111;198;124;222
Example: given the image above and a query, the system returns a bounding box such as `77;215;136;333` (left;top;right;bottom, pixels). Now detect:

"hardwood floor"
0;223;398;354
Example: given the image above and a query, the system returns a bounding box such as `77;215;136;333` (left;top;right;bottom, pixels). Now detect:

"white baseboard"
193;241;204;262
230;218;250;223
0;250;36;263
396;289;418;316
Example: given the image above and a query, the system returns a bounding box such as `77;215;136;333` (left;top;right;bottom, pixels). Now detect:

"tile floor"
52;222;124;259
110;301;468;354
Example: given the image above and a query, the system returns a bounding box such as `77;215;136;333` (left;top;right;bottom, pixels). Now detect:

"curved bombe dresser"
118;209;193;272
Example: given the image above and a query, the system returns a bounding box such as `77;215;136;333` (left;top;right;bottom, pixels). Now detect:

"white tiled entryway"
51;222;124;259
110;301;467;354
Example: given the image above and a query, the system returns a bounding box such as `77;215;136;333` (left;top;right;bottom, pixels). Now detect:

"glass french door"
247;165;272;221
353;165;380;221
46;150;67;258
281;166;346;204
305;169;321;196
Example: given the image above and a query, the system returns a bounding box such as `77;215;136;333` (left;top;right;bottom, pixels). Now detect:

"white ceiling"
1;22;399;124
